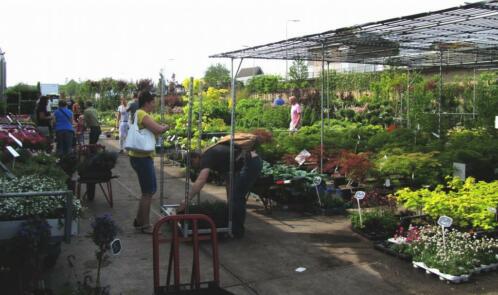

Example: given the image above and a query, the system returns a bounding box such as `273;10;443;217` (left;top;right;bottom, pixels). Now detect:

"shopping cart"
152;214;234;295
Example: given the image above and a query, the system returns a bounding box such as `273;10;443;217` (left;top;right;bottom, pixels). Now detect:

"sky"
0;0;469;86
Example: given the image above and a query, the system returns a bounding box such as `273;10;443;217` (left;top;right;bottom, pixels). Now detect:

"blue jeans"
232;155;263;236
130;156;157;195
55;130;73;157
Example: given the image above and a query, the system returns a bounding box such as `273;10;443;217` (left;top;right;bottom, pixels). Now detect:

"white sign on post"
313;176;323;207
295;149;311;166
453;162;466;179
6;146;20;158
110;239;122;255
6;115;13;123
355;191;366;228
8;133;23;148
438;216;453;255
488;207;497;214
437;216;453;228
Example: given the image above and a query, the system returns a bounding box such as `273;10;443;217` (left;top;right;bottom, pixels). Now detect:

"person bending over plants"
179;132;270;238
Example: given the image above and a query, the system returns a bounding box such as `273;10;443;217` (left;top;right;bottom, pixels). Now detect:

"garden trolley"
152;214;234;295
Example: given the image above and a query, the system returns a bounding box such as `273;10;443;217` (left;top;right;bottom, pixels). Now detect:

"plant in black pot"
90;214;118;294
188;201;228;229
8;218;52;294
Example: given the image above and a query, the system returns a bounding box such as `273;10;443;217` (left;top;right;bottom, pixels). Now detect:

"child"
76;114;85;145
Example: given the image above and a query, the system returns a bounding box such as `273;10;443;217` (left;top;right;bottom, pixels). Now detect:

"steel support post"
320;43;325;173
229;58;243;236
159;72;165;209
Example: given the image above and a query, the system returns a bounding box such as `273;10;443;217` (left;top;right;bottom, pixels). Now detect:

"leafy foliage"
396;177;498;230
203;63;230;88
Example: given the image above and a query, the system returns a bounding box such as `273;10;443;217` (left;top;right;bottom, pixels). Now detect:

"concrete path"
47;139;498;294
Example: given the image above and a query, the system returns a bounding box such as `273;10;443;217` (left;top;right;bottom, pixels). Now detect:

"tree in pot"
90;214;118;294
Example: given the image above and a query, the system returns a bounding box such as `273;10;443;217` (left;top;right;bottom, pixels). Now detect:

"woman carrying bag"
126;91;168;234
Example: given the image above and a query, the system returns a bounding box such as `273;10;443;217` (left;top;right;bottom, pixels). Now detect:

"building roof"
235;67;264;78
211;1;498;69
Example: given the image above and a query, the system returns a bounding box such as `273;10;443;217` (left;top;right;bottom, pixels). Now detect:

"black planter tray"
351;226;390;241
374;241;412;261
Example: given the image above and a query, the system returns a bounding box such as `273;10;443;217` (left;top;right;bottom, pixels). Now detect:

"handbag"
124;112;156;152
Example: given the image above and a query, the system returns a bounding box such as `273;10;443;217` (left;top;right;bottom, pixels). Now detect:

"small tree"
204;63;230;88
288;60;309;89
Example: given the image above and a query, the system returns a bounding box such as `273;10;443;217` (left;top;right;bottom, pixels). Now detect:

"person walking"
128;91;168;234
126;93;139;126
35;96;53;137
83;101;101;144
289;96;302;131
116;97;129;153
53;100;74;156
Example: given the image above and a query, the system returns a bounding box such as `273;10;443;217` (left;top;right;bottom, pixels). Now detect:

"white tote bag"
124;113;156;152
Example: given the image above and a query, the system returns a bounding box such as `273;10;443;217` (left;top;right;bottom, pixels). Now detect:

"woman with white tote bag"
126;91;168;234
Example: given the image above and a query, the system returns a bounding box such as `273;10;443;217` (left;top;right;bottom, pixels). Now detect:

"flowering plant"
0;176;82;221
405;226;498;275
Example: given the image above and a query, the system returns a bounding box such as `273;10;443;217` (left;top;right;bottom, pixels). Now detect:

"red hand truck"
152;214;234;294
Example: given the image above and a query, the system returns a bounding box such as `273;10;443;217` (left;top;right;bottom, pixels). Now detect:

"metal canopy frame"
211;1;498;70
210;1;498;174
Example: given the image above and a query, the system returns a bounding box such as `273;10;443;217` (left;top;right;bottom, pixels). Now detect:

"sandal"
139;224;153;235
133;219;153;234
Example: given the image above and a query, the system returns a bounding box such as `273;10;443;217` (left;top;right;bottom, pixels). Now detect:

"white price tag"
488;207;497;214
295;149;311;166
9;133;23;147
110;239;122;255
6;146;20;158
437;216;453;228
313;176;322;186
6;115;13;123
354;191;366;200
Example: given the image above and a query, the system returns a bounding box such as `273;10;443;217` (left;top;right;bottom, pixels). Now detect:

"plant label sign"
110;239;122;255
453;162;466;180
6;146;19;158
488;207;497;214
354;191;366;200
437;216;453;228
8;133;23;148
295;149;311;166
313;176;322;186
6;115;13;123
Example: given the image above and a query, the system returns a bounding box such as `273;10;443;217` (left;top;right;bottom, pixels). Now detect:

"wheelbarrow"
152;214;234;295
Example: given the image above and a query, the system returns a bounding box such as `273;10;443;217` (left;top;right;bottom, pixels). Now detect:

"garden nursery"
1;1;498;294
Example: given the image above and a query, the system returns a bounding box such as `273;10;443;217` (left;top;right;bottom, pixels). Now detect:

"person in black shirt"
182;144;263;238
36;96;53;137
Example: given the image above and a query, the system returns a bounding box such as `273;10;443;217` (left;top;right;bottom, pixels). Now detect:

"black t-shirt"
36;105;51;127
127;101;139;122
200;144;243;174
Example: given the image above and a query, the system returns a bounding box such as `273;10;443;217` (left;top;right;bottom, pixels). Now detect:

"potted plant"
90;214;118;294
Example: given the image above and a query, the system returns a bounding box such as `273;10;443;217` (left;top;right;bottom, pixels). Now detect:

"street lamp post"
285;19;300;80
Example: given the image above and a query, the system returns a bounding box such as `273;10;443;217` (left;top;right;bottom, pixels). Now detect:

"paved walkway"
47;139;498;294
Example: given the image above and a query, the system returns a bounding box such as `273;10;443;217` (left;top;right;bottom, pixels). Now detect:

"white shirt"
117;105;129;123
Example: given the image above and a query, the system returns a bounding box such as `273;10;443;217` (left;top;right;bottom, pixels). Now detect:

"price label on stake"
354;191;366;200
313;176;323;207
437;216;453;228
8;133;23;148
355;191;366;228
6;146;20;158
110;239;122;255
438;215;452;257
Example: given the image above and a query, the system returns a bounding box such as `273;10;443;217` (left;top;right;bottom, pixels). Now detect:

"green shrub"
396;177;498;230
